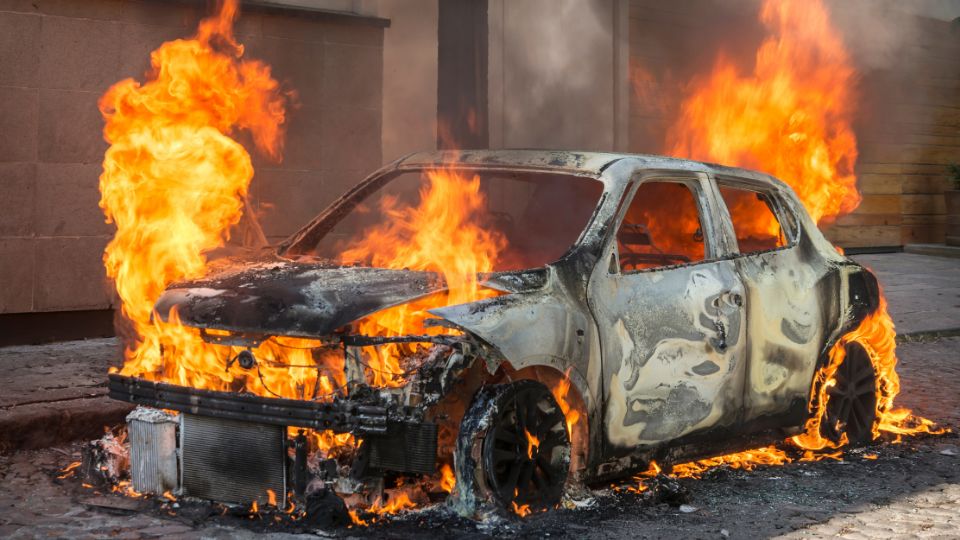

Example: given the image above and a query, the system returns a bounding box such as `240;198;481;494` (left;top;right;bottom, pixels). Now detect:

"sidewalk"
0;252;957;453
852;252;960;335
0;339;131;453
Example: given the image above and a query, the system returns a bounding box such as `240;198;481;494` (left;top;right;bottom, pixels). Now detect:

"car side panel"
735;240;838;425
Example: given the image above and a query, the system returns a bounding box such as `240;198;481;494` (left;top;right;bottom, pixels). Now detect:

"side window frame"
608;172;722;275
710;174;801;258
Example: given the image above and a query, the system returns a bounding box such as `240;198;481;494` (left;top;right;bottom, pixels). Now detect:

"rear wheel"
453;380;570;516
821;342;878;445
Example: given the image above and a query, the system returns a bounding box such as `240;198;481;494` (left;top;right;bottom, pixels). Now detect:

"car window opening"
616;181;707;272
297;169;604;273
719;185;792;254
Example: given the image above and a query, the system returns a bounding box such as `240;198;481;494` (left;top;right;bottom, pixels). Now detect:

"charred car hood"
154;261;445;338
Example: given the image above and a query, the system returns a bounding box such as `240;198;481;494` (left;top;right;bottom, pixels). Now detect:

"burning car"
108;150;883;517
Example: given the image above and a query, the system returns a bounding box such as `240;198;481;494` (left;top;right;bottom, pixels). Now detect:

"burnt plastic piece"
108;374;390;434
848;266;880;324
293;430;308;497
302;487;351;528
237;349;256;370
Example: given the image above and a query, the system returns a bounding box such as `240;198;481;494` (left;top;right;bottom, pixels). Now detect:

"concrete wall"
0;0;384;315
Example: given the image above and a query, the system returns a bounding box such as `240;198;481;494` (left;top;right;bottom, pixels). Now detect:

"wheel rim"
823;342;877;444
482;384;570;511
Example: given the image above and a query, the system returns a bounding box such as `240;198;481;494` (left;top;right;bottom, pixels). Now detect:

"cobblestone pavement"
0;337;956;539
851;253;960;335
776;483;960;539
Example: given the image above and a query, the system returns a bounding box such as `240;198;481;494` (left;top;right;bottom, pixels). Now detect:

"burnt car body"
109;150;881;515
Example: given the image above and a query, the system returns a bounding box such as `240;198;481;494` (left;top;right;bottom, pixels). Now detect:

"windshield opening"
293;168;604;272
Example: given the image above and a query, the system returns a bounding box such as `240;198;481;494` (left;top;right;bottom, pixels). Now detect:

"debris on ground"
80;431;129;487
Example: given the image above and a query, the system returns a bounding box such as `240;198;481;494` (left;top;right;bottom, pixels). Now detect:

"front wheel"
821;341;878;445
452;380;570;517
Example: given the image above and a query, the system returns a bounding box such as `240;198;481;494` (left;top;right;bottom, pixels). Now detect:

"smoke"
827;0;931;71
493;0;613;150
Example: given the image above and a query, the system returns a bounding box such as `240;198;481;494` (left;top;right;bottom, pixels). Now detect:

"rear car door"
709;176;827;429
587;173;748;453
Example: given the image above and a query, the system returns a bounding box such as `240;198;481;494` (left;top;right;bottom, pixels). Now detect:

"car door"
587;172;747;453
709;176;829;428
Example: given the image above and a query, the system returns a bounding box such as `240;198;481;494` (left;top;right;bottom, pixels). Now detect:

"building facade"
1;0;958;342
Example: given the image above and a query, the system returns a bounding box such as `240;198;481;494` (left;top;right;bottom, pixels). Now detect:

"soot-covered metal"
109;150;882;518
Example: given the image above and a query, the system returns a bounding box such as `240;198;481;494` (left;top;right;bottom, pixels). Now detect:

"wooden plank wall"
628;1;960;248
838;15;960;247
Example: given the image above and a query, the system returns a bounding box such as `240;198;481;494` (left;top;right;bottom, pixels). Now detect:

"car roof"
395;149;789;192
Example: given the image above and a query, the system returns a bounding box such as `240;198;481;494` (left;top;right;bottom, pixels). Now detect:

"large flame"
664;0;860;234
99;0;358;456
338;168;505;387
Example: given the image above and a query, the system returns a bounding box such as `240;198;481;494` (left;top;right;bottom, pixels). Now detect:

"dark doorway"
437;0;488;149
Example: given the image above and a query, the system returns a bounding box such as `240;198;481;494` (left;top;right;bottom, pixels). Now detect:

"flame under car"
109;150;882;517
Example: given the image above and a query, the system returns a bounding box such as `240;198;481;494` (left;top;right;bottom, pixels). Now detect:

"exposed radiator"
368;422;438;474
127;407;179;495
180;414;286;506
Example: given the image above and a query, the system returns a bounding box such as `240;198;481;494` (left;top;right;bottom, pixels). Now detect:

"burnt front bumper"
109;374;441;475
108;374;390;435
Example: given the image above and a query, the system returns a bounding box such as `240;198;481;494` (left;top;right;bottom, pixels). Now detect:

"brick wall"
627;0;960;248
0;0;384;315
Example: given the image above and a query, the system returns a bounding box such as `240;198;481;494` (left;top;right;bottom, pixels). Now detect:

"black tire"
452;380;570;517
821;341;878;445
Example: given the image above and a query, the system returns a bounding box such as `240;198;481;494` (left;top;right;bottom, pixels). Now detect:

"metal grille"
368;422;438;474
180;414;286;506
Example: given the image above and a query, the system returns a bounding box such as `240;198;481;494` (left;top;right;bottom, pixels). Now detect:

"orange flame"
663;0;860;233
98;0;359;404
792;296;944;451
110;480;145;498
348;509;369;527
670;445;791;478
511;500;532;518
98;1;357;460
338;168;505;386
524;429;540;460
625;447;789;492
266;489;277;507
57;461;81;479
552;368;581;439
439;464;456;494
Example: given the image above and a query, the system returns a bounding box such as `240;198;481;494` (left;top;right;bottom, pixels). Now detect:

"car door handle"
720;291;743;308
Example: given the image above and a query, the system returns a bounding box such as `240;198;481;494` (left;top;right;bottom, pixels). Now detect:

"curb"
904;244;960;259
896;328;960;344
0;396;134;455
